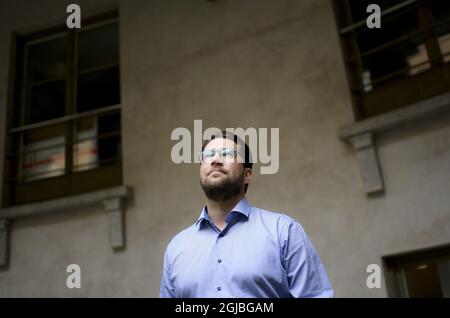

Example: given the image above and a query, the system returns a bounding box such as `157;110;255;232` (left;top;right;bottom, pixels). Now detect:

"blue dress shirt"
160;197;334;298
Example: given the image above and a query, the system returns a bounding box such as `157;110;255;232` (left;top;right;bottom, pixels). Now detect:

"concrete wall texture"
0;0;450;297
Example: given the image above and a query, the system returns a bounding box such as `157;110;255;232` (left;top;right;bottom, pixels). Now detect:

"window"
333;0;450;120
384;245;450;297
3;11;122;206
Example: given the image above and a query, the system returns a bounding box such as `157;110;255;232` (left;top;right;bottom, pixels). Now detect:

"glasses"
199;147;239;164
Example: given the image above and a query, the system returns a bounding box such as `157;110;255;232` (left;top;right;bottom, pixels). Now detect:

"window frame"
332;0;450;120
383;244;450;297
2;10;122;207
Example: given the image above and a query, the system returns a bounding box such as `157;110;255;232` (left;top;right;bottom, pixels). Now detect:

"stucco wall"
0;0;449;297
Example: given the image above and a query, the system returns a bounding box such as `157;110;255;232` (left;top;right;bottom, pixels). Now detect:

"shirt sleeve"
159;248;176;298
281;220;334;298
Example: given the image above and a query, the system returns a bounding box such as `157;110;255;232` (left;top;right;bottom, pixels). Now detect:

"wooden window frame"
332;0;450;120
2;11;122;207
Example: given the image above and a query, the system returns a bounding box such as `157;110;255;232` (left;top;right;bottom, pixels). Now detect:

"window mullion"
340;0;366;120
17;41;28;184
64;30;76;178
417;4;443;68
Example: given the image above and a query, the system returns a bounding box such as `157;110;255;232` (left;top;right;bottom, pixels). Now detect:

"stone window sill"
0;185;132;268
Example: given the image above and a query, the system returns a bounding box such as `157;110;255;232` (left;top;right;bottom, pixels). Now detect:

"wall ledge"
338;92;450;195
0;185;132;268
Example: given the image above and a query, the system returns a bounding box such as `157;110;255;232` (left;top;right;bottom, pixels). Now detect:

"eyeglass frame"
198;147;245;164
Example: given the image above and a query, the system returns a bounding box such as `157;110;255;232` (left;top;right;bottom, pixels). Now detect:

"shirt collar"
195;197;252;230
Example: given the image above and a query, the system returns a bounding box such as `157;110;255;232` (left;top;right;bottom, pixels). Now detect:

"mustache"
208;168;228;176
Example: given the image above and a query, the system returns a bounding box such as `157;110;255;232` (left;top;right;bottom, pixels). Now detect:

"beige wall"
1;0;450;297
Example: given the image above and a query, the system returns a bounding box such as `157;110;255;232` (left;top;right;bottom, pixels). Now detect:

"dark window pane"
98;112;120;135
78;22;119;71
355;8;420;54
360;33;429;91
77;66;120;112
403;262;443;298
429;0;450;24
98;135;121;162
347;2;428;91
27;80;66;124
27;36;66;83
98;112;121;164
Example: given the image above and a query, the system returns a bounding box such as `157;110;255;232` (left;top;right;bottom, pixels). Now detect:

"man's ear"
244;168;253;184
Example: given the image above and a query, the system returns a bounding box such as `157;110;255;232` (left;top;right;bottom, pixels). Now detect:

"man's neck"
206;193;245;231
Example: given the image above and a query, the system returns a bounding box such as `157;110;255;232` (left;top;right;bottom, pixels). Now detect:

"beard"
200;171;244;202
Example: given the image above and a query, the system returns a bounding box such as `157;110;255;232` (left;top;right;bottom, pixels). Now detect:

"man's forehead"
204;138;236;149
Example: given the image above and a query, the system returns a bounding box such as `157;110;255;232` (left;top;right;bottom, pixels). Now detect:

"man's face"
199;138;251;201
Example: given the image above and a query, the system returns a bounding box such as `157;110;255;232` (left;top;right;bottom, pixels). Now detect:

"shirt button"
218;259;222;263
217;287;222;291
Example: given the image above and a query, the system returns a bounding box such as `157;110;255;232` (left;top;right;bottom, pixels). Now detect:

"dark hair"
201;130;253;193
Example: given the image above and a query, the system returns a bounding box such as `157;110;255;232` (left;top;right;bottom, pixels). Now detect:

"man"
160;132;333;297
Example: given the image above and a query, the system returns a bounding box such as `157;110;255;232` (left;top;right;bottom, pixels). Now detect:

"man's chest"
171;229;287;297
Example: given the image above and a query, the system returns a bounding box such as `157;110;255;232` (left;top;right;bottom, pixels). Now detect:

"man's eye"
204;151;215;158
222;149;234;158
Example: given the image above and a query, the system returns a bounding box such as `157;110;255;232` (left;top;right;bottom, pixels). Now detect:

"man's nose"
210;152;223;165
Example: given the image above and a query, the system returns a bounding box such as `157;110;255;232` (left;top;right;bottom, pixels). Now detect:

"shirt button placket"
216;258;222;293
213;233;222;297
215;234;224;295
